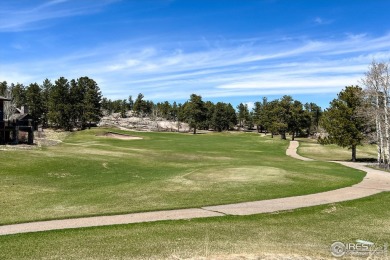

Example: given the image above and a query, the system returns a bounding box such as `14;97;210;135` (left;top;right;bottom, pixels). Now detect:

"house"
0;97;35;145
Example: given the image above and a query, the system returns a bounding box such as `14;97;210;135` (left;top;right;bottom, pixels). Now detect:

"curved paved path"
204;141;390;215
1;141;389;236
286;140;314;161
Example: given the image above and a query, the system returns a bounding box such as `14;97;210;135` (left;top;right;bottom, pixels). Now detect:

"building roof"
9;113;33;121
0;96;11;101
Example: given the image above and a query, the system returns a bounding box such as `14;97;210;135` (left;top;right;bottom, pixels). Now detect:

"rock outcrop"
99;112;190;132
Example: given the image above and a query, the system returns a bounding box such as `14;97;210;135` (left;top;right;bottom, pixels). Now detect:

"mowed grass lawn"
0;128;365;225
297;138;377;161
0;192;388;259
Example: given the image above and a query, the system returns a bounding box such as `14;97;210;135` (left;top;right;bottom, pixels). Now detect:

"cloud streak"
2;29;390;105
314;16;333;25
0;0;115;32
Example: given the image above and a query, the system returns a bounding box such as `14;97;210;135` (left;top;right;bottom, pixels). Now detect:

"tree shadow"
354;158;377;163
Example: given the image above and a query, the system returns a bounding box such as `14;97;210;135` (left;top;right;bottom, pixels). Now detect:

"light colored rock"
99;113;190;132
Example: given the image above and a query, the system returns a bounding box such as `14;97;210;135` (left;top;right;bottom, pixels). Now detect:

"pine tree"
48;77;71;130
128;96;134;111
10;83;26;108
184;94;206;134
236;103;247;128
41;79;53;127
70;79;85;128
81;77;102;128
26;83;43;123
304;102;323;135
0;81;7;96
288;100;311;140
212;102;236;132
320;86;367;162
133;93;145;116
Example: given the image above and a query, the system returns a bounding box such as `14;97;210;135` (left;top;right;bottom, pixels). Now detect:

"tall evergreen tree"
253;101;263;132
320;86;367;162
211;102;237;132
70;79;85;127
156;101;172;119
244;109;254;130
226;103;238;129
120;99;127;118
25;83;43;123
82;77;102;128
236;103;247;128
254;97;269;133
10;83;26;108
133;93;145;116
271;100;288;139
48;77;71;130
277;95;294;139
0;81;7;96
201;101;215;130
304;102;323;135
184;94;206;134
128;96;134;111
41;79;53;127
170;101;179;121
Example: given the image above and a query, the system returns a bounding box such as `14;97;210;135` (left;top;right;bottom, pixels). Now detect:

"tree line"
102;93;238;134
98;60;390;166
1;76;324;137
1;63;385;166
1;61;389;166
0;77;102;130
102;92;323;136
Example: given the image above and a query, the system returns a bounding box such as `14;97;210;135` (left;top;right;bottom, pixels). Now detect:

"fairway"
0;192;388;259
297;138;377;161
0;128;365;225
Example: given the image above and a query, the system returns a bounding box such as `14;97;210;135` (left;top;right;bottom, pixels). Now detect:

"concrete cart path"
1;141;389;236
203;161;390;215
0;208;224;236
286;140;314;161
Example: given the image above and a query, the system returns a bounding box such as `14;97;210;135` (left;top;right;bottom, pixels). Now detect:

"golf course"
3;0;390;258
0;128;388;259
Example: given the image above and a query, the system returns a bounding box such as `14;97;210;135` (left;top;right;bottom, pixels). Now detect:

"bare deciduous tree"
362;61;390;167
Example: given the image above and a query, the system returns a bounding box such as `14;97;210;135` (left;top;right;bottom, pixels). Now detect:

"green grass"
0;192;388;259
297;138;377;161
0;129;365;225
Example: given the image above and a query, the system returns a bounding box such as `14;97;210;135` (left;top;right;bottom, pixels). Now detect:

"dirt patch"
322;204;338;214
48;172;74;178
192;167;291;183
169;167;291;187
102;162;109;169
99;132;143;140
33;129;71;147
70;148;136;158
0;144;39;150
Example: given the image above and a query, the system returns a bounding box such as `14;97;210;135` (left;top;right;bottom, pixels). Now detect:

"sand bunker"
101;132;143;140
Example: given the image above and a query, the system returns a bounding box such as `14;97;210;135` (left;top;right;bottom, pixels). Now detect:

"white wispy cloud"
0;1;115;32
314;16;333;25
2;32;390;103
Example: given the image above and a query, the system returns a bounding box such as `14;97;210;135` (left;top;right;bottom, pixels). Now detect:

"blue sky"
1;0;390;109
